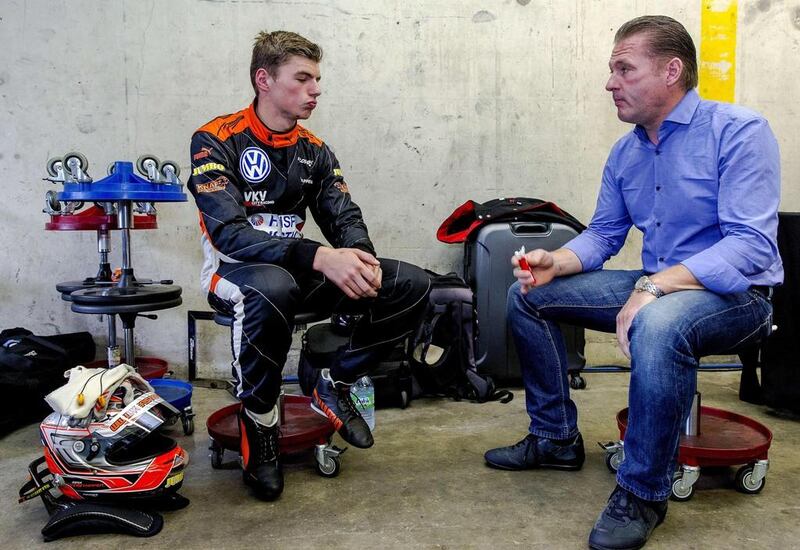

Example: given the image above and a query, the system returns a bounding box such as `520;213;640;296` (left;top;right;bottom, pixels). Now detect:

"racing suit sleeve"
308;144;377;257
188;131;322;271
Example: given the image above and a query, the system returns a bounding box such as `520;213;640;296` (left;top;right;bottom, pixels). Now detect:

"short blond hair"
615;15;698;91
250;31;323;94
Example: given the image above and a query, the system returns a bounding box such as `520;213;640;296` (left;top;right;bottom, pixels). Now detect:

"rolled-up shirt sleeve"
564;148;633;272
681;118;781;293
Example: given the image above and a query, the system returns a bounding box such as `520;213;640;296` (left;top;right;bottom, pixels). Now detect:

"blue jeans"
507;269;772;501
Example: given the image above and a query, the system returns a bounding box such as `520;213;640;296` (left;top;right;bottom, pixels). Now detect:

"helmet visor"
103;392;178;463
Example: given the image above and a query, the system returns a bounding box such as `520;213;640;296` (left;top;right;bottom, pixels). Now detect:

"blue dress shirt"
565;89;783;294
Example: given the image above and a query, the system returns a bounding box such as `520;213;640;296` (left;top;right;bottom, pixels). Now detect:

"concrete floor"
2;371;799;549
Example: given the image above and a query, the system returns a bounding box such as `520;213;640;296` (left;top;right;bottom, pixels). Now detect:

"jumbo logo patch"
239;147;271;184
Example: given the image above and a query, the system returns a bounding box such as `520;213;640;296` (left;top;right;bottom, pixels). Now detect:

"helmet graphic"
38;366;187;501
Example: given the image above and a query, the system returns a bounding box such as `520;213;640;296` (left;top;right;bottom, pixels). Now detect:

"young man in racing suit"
188;31;430;501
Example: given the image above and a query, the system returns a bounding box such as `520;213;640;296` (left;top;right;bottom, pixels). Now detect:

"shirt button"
658;257;665;262
656;186;661;191
656;222;661;227
655;150;661;155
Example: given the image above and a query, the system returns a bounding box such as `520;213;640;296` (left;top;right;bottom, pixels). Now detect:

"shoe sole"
484;459;583;471
588;543;645;550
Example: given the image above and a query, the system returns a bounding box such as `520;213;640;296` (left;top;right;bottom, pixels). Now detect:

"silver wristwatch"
634;275;665;298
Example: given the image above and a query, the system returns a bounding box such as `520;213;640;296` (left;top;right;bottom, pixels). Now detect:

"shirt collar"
246;101;299;148
633;88;700;143
664;88;700;125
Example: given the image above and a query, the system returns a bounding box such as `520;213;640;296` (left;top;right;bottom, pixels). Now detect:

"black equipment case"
743;212;800;413
464;221;586;383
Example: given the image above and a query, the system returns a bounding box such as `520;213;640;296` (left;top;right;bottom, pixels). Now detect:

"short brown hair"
615;15;698;91
250;31;323;94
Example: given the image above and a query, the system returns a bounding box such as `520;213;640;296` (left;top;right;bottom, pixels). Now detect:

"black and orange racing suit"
188;102;430;414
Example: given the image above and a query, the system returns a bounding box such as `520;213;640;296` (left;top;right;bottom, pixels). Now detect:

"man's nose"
605;74;617;92
310;81;321;97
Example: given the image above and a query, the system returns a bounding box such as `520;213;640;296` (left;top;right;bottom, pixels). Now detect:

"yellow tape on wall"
699;0;738;102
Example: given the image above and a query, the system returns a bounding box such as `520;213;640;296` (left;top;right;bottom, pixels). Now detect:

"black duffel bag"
297;321;413;409
0;328;95;436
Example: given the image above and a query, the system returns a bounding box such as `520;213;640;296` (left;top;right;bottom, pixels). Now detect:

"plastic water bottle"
351;376;376;431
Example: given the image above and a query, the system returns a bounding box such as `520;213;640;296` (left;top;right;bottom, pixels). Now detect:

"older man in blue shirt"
483;15;782;550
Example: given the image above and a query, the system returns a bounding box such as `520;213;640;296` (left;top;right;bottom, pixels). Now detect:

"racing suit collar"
246;102;299;148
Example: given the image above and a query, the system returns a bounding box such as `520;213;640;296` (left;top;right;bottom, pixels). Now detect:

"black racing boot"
311;369;374;449
588;485;668;550
484;432;585;471
239;407;283;501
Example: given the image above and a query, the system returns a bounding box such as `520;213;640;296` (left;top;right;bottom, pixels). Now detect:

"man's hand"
313;247;382;299
512;249;558;294
615;290;657;359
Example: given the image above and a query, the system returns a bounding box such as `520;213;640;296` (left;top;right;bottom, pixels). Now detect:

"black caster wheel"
605;451;623;473
400;389;410;409
136;154;160;177
45;190;61;212
316;455;341;478
735;465;766;494
182;416;194;436
160;160;180;178
107;162;116;175
210;445;224;469
46;156;63;177
670;473;695;502
569;374;586;390
63;151;89;174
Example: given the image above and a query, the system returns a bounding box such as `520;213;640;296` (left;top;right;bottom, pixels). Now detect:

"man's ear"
254;67;272;94
665;57;684;87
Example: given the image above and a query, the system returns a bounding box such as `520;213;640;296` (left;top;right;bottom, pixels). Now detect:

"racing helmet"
39;371;187;501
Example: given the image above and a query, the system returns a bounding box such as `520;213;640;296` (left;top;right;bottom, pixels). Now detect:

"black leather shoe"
484;433;585;471
311;370;374;449
588;485;667;550
239;408;284;501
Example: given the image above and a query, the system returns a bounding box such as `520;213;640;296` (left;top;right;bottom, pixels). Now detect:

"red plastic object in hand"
514;246;536;284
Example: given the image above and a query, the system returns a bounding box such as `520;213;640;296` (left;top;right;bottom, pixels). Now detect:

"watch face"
635;276;662;297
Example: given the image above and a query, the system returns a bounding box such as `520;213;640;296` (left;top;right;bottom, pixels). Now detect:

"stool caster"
182;409;195;436
160;160;181;183
735;460;768;495
569;373;586;390
671;465;701;502
137;154;161;181
400;389;410;409
210;440;224;469
314;443;346;478
599;441;624;473
46;156;65;179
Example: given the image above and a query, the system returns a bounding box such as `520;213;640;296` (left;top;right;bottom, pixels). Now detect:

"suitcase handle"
510;222;550;235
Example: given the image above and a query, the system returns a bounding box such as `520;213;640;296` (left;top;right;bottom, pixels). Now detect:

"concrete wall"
2;0;798;378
